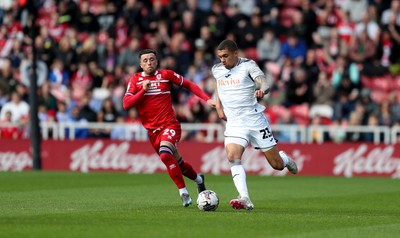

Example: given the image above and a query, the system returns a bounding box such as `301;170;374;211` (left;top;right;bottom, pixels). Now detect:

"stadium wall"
0;140;399;178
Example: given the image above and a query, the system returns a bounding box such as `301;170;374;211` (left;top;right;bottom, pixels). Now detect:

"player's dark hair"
217;40;238;52
139;49;157;60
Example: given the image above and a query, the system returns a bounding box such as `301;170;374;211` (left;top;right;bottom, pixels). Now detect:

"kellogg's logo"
0;151;32;171
333;144;400;178
69;141;165;173
200;147;307;176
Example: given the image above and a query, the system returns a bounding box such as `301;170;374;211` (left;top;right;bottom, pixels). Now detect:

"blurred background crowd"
0;0;400;142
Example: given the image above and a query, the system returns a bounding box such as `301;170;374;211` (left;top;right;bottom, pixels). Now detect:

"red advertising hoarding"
1;139;399;178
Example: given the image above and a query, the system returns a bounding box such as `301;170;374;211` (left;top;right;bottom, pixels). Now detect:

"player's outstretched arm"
181;78;215;108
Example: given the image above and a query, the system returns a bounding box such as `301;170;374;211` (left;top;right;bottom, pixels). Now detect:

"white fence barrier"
0;122;399;144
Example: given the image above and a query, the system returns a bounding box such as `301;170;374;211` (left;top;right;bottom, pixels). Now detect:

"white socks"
279;151;289;167
194;174;203;184
230;160;249;198
179;187;189;196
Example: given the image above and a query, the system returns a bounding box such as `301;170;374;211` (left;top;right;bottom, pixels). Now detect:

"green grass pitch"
1;172;399;238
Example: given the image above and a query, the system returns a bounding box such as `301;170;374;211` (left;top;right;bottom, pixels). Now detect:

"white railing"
0;122;398;144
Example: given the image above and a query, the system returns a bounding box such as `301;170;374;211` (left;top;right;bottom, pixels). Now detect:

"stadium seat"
371;89;388;104
244;48;258;62
289;104;310;125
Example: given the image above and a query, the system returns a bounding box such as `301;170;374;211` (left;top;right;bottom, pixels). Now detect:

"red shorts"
148;120;182;153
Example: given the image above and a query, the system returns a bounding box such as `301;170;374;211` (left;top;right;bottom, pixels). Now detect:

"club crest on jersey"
156;74;162;79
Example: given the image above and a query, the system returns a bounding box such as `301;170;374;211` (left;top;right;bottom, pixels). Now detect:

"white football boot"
180;193;192;207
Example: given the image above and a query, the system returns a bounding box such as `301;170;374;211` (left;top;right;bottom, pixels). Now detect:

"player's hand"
207;99;216;108
142;80;151;91
217;109;227;121
254;90;265;99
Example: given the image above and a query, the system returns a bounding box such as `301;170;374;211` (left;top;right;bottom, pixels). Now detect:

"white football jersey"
212;57;265;124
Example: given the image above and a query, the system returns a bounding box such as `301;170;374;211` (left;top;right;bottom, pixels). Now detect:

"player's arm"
254;73;272;98
122;78;150;110
180;78;216;108
214;81;226;121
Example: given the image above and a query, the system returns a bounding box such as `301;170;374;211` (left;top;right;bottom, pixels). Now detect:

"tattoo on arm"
255;74;272;93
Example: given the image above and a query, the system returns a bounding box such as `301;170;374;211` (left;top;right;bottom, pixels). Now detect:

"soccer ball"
196;190;219;211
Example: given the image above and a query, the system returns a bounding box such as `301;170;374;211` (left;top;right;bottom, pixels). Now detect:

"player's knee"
159;145;174;163
226;152;241;161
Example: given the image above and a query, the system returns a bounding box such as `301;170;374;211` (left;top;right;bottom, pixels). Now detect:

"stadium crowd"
0;0;400;142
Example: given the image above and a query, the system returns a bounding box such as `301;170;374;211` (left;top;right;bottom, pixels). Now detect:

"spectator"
310;71;335;119
381;0;400;26
257;29;281;65
280;32;307;66
0;91;29;123
66;106;89;139
117;38;141;69
48;59;70;102
342;0;368;23
331;56;360;89
19;48;48;88
0;110;20;139
38;82;58;111
284;68;312;106
323;28;348;67
75;0;99;34
355;12;381;45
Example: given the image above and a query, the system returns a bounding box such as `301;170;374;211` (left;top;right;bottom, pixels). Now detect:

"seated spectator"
66;106;89;139
284;68;312;107
381;0;400;26
117;37;140;70
355;12;381;45
0;91;29;123
323;28;348;67
0;110;20;139
280;32;307;66
348;30;378;75
310;71;335;119
257;29;281;65
48;59;70;102
331;56;360;89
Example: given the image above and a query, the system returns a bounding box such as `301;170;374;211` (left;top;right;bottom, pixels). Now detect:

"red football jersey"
124;70;185;130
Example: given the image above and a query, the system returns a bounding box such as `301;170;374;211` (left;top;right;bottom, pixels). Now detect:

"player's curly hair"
217;40;238;52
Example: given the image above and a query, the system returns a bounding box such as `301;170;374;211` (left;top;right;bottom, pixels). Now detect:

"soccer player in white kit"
212;40;298;210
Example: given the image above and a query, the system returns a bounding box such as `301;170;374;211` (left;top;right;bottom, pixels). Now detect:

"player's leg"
250;116;298;174
159;143;192;206
150;125;192;207
262;147;298;174
175;150;206;193
170;122;206;193
224;136;254;210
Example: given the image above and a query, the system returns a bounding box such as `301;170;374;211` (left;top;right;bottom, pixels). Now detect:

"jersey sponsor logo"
217;78;240;86
138;77;143;81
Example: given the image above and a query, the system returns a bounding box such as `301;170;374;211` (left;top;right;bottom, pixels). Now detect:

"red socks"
178;158;197;180
159;152;186;189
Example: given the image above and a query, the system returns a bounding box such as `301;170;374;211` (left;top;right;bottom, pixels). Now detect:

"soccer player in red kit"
123;49;215;207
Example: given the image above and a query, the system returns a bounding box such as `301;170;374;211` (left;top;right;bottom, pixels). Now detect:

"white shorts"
224;113;277;152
